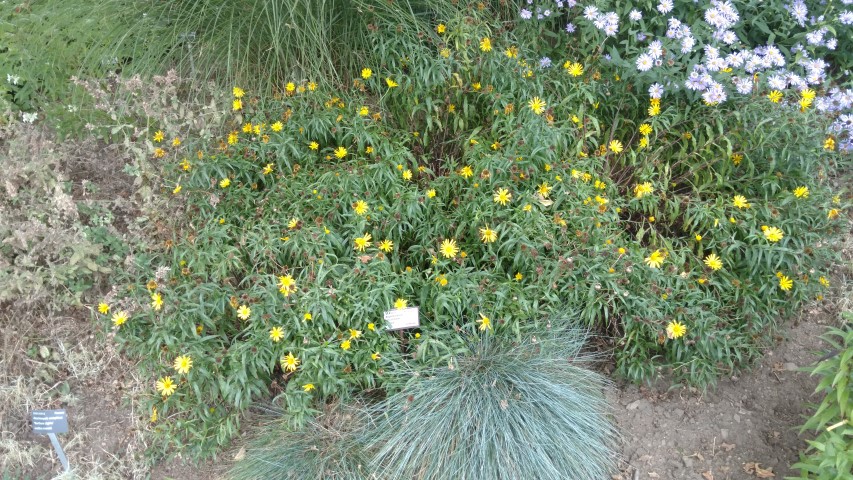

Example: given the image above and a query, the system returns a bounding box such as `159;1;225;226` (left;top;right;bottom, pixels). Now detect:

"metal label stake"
31;409;70;473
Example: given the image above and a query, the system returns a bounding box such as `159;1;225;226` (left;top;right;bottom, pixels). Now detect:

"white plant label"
384;307;420;331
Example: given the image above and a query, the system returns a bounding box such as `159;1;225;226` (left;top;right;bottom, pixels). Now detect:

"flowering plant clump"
101;4;847;455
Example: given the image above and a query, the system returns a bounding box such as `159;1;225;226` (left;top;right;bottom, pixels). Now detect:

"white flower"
649;83;665;99
636;54;654;72
629;9;642;21
21;112;37;124
6;74;20;85
657;0;674;14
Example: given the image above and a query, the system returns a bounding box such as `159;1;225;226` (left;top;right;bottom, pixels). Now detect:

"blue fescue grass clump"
357;329;618;480
229;404;372;480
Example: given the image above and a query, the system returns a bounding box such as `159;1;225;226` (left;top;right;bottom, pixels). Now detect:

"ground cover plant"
81;0;850;466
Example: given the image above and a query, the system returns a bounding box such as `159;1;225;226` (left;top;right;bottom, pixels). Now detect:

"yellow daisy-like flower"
367;323;375;331
763;226;784;242
479;37;492;52
528;97;546;115
505;46;519;58
378;239;394;253
334;146;347;159
341;340;352;351
156;376;177;396
219;178;231;188
634;182;654;198
278;274;297;296
767;90;783;103
666;321;687;339
111;310;128;327
538;182;552;198
394;298;408;310
778;274;793;291
427;189;437;198
436;23;446;34
150;407;158;423
793;186;809;198
173;184;182;194
477;313;492;331
98;302;110;314
359;106;369;116
173;355;193;374
828;208;840;219
269;326;284;342
354;232;373;252
493;188;512;206
645;250;665;269
648;103;661;116
304;312;312;321
353;200;369;216
233;99;242;111
262;163;274;175
515;272;523;281
819;276;830;287
309;141;319;150
285;82;296;93
565;62;584;77
287;217;299;229
236;305;251;320
349;328;362;339
153;130;164;142
402;169;413;181
695;234;703;241
459;166;474;178
732;195;750;209
371;352;381;360
281;353;300;372
303;383;315;392
824;137;835;151
361;68;372;80
608;140;624;153
386;78;398;88
439;48;451;58
440;239;459;258
153;148;166;159
704;253;723;271
480;226;497;243
172;137;181;147
151;292;163;311
639;123;653;136
639;136;649;148
233;87;245;98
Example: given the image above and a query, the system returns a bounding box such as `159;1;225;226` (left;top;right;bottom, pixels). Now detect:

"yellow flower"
480;226;497;243
440;48;451;58
645;250;665;269
427;189;436;198
153;148;166;159
801;88;816;101
477;313;492;331
732;195;750;209
270;326;284;342
371;352;381;360
634;182;654;198
303;383;315;392
523;204;532;212
440;239;459;258
242;122;253;133
731;153;743;165
334;146;348;159
767;90;783;103
172;137;181;147
150;407;158;423
608;140;623;153
493;188;512;206
778;274;793;291
285;82;296;92
538;182;552;198
378;239;394;253
394;298;408;310
262;163;274;175
704;253;723;271
565;62;584;77
173;184;182;194
233;87;245;98
402;169;413;181
793;186;809;198
648;216;655;223
367;323;375;331
479;37;492;52
173;355;193;374
236;305;251;320
156;376;177;396
180;158;191;171
666;321;687;339
618;247;626;255
359;106;369;116
828;208;840;219
528;97;546;115
763;226;784;242
639;136;649;148
153;130;164;142
98;302;110;314
341;340;351;350
281;353;300;372
435;274;448;286
648;103;661;116
278;275;297;296
695;234;703;241
824;137;835;151
233;99;242;111
309;141;319;150
819;276;830;287
436;23;446;34
111;310;128;327
287;217;299;229
386;78;398;88
354;232;373;252
271;121;283;132
515;272;523;281
219;178;231;188
505;46;519;58
151;292;163;311
459;166;473;178
353;200;369;216
361;68;372;79
639;123;653;136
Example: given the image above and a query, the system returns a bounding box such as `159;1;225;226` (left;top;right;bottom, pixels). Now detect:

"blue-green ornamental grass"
93;0;849;459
